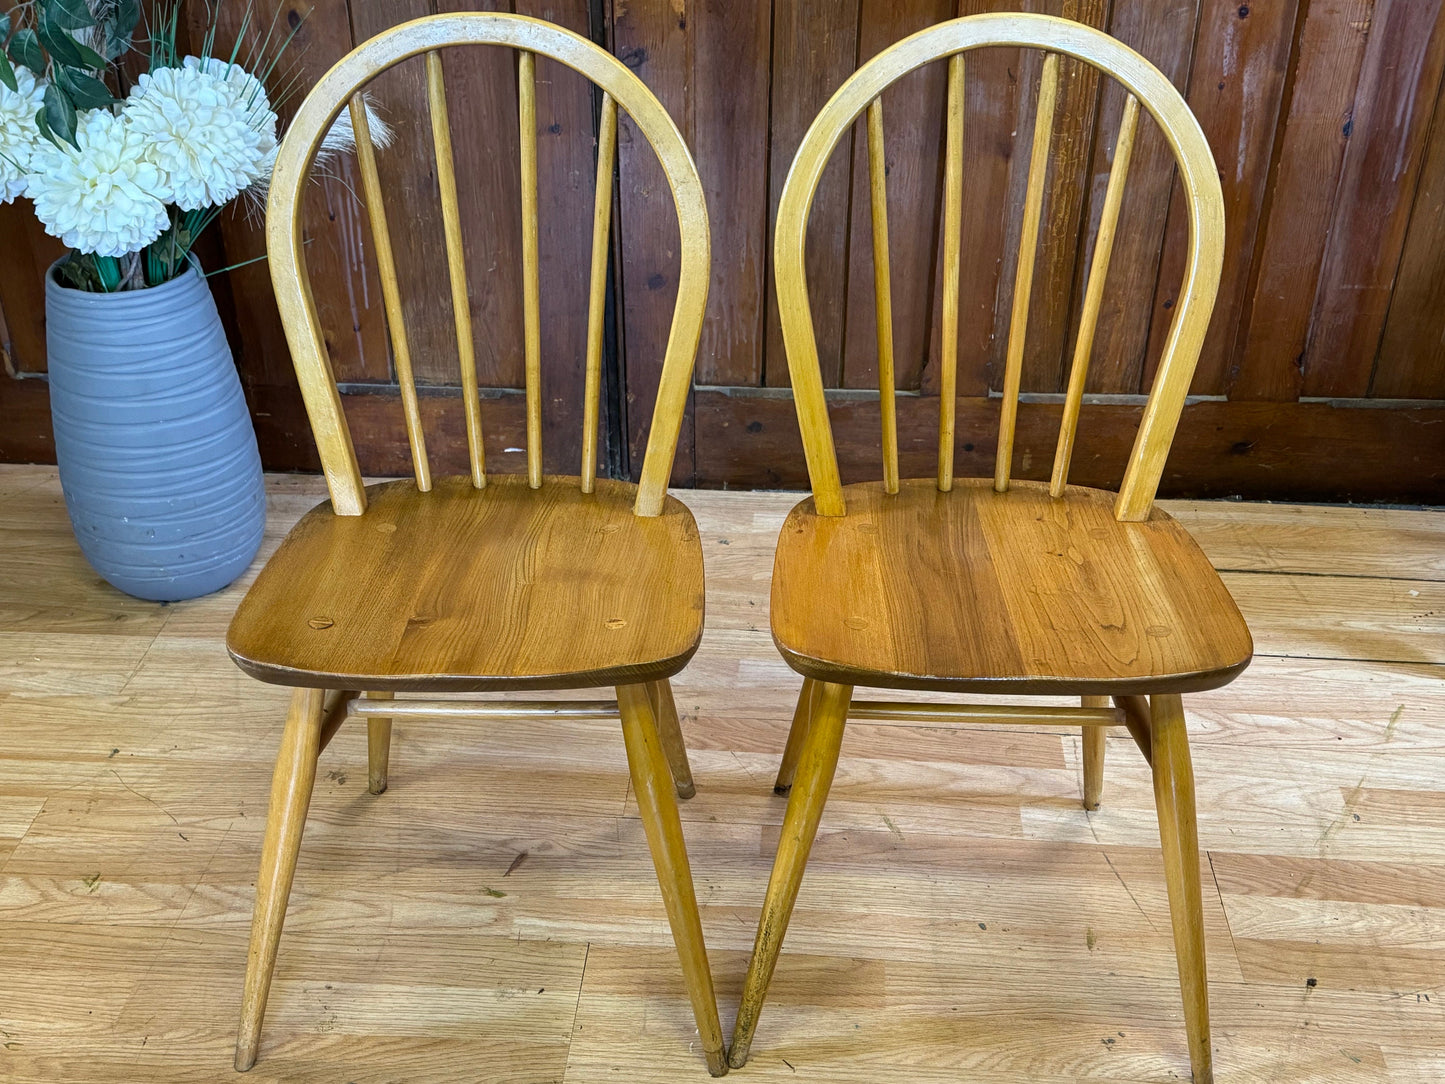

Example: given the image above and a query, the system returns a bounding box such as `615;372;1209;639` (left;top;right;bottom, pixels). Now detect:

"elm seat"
227;475;705;692
770;479;1252;695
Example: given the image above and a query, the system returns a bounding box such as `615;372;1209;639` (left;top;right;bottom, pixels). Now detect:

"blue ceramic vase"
44;260;265;602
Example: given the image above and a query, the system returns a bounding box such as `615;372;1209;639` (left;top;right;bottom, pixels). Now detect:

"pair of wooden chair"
227;13;1249;1083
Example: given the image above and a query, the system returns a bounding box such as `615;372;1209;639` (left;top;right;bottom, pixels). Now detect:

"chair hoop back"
775;13;1225;519
267;13;709;517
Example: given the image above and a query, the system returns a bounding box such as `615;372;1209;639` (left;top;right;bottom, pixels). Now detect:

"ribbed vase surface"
44;261;265;602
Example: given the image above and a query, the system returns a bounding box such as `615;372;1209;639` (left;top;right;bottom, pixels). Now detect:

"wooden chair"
729;14;1248;1084
227;14;726;1076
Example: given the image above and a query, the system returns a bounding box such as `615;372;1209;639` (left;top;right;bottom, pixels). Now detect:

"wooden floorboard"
1;465;1442;1082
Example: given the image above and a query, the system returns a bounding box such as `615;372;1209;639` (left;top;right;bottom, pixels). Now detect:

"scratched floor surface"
1;463;1442;1082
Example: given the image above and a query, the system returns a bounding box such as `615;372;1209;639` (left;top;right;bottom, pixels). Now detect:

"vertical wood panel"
692;0;772;387
202;0;390;388
841;0;953;393
1302;0;1445;398
1015;0;1109;394
516;0;598;473
1144;0;1298;396
1229;0;1373;402
348;1;457;386
613;0;694;482
1071;0;1199;394
1374;64;1445;400
0;209;64;373
436;0;526;390
926;0;1026;399
764;0;862;389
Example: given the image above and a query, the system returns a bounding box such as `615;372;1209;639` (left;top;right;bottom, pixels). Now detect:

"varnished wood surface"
227;475;703;691
771;479;1252;694
265;13;710;519
772;14;1225;520
2;465;1444;1082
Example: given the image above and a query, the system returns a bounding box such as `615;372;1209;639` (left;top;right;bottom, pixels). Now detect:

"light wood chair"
227;14;726;1077
729;14;1248;1084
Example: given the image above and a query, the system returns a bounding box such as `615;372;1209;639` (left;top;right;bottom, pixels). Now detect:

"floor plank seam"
561;941;592;1083
1206;850;1242;969
116;605;175;694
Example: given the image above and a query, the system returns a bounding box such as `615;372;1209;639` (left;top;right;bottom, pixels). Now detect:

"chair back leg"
773;677;821;794
1082;694;1109;809
730;680;852;1068
1150;693;1213;1083
646;679;697;799
365;690;394;795
235;687;326;1071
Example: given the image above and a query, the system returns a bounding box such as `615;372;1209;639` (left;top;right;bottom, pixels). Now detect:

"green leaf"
38;15;83;67
34;105;55;148
46;0;97;32
8;29;45;72
39;12;108;72
57;66;113;109
71;37;107;70
112;0;140;39
105;0;141;61
43;83;79;150
0;49;15;94
0;14;12;41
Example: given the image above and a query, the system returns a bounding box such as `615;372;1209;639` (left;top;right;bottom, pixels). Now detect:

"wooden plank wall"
1;0;1443;502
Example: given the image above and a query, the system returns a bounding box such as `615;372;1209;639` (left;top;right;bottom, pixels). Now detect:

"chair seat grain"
770;478;1252;695
227;475;704;691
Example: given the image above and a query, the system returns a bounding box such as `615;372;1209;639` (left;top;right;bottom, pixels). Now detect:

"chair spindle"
350;93;431;491
582;93;618;493
995;51;1059;493
427;51;485;489
866;97;900;495
1051;92;1139;498
937;53;965;492
519;50;543;489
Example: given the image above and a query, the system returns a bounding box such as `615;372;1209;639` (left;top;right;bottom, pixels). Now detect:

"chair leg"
646;678;696;799
1082;694;1109;810
1150;693;1212;1084
366;690;393;795
616;684;727;1076
730;680;852;1069
772;677;820;794
235;687;326;1072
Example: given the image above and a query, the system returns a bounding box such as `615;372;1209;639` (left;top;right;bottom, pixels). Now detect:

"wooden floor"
1;463;1442;1083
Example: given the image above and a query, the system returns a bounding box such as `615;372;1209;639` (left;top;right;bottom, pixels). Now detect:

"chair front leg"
235;687;326;1071
617;683;727;1076
1082;694;1109;810
730;680;852;1068
646;678;696;799
1150;693;1212;1084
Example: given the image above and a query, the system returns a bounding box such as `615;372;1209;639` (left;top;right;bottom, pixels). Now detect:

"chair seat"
771;479;1252;695
227;475;704;691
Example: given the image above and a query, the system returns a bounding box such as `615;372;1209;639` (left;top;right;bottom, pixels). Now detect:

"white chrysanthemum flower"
0;66;47;203
182;54;278;153
25;109;170;257
125;59;276;210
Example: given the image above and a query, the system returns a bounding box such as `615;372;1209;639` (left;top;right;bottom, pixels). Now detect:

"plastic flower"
0;66;47;204
124;58;276;210
182;54;278;151
26;109;170;257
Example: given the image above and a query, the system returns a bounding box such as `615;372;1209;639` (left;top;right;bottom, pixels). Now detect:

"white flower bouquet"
0;0;384;292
